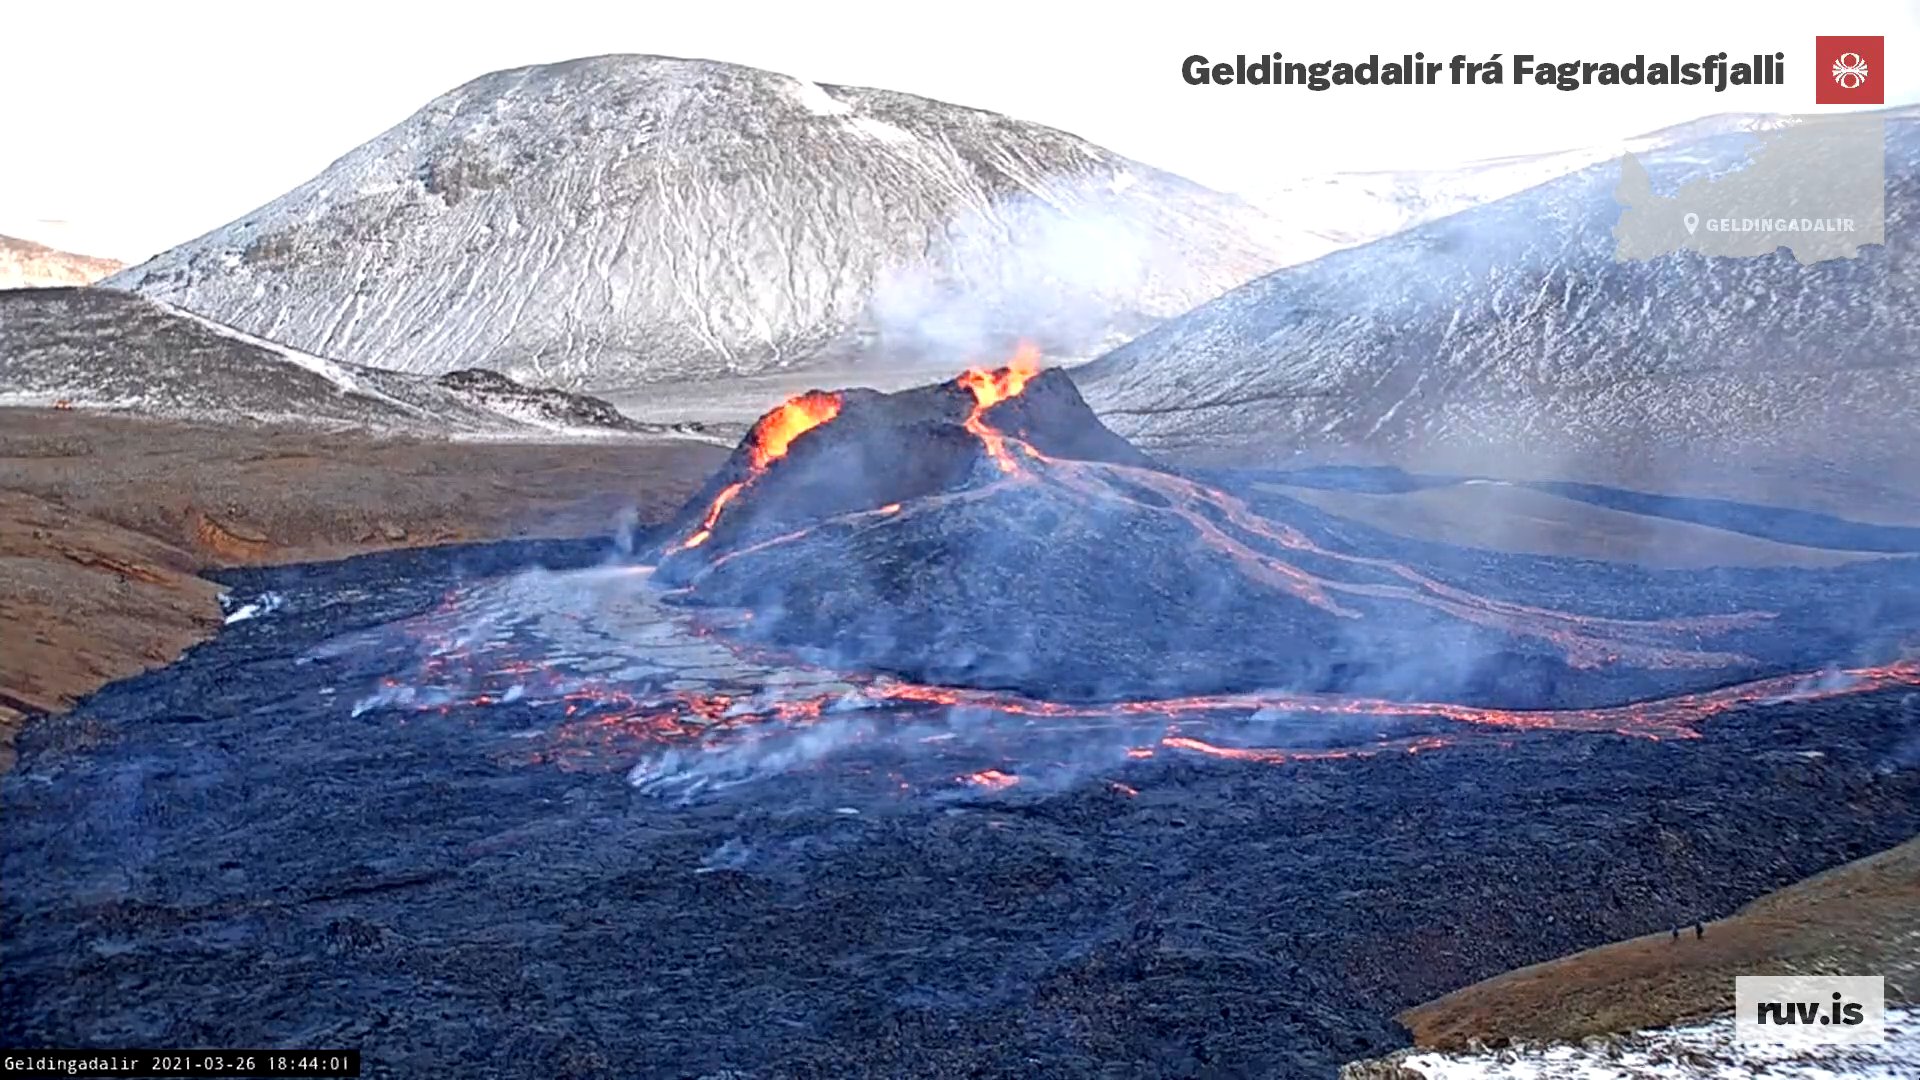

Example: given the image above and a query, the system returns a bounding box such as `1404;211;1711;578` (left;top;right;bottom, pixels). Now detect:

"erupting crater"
331;350;1920;794
643;350;1781;707
341;350;1920;794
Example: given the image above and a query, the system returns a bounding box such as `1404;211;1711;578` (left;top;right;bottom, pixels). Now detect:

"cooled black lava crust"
3;540;1918;1079
647;370;1920;705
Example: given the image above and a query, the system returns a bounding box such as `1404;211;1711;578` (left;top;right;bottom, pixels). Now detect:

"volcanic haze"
108;54;1302;391
1079;108;1920;506
0;234;123;288
643;363;1920;707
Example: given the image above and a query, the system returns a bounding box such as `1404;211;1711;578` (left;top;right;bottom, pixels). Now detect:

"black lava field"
6;365;1920;1078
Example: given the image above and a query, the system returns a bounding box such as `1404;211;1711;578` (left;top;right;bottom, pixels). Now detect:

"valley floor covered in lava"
4;533;1918;1078
621;362;1920;721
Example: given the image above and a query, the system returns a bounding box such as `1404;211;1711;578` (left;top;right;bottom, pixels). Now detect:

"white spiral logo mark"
1831;52;1871;90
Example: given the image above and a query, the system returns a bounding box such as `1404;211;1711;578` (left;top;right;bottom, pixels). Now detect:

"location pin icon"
1683;212;1700;235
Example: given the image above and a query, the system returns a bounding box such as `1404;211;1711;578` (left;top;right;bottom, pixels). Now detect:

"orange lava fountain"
678;391;843;550
747;391;843;469
957;342;1043;474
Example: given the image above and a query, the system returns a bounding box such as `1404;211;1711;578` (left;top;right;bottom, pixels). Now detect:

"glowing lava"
957;341;1042;409
957;341;1043;474
676;391;843;550
358;570;1920;794
683;482;744;550
402;355;1920;793
962;768;1021;790
748;391;843;469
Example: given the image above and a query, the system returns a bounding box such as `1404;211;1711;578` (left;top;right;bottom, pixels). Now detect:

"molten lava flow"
748;391;843;469
1161;733;1452;764
368;575;1920;792
957;341;1042;409
675;391;843;551
683;482;744;550
677;345;1039;556
1022;454;1774;671
957;342;1043;475
962;768;1020;790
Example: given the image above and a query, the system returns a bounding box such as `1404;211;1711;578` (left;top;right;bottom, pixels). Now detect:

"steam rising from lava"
338;563;1920;798
336;348;1920;799
656;348;1783;699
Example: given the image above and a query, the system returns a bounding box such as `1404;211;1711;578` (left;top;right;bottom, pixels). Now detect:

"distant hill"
0;288;682;438
1078;110;1920;510
0;234;123;288
108;54;1306;390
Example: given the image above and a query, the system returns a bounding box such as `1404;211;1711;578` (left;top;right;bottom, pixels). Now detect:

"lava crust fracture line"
362;566;1920;779
684;352;1772;671
363;354;1920;785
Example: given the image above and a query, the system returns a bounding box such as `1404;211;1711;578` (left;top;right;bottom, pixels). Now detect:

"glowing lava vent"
747;390;843;470
676;390;842;550
641;351;1790;710
651;345;1147;568
957;341;1042;473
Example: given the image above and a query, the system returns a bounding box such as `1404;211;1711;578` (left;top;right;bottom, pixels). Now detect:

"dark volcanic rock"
4;540;1918;1079
649;367;1149;561
0;288;648;436
433;367;641;430
647;369;1920;704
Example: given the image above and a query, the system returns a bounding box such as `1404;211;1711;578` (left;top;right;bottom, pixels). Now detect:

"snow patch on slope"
1385;1006;1919;1078
846;115;916;145
222;592;286;625
1078;113;1920;487
149;298;427;417
0;289;669;439
788;78;851;116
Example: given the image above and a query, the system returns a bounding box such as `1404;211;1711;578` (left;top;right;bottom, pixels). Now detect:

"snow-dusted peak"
1079;112;1920;496
0;234;124;288
109;54;1306;390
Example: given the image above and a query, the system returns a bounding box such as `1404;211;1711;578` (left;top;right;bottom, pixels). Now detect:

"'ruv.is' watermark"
1735;975;1885;1046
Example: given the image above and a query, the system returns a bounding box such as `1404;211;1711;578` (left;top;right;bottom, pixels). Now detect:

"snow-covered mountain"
108;54;1304;391
1078;112;1920;491
0;288;674;436
0;234;124;288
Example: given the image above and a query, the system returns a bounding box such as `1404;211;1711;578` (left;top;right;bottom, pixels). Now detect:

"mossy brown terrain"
1398;834;1920;1051
0;406;723;765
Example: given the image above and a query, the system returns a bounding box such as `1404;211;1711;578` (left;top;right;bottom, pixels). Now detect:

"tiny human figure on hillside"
1695;921;1705;939
1671;927;1680;942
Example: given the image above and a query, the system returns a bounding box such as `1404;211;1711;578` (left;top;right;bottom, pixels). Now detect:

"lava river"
333;352;1920;799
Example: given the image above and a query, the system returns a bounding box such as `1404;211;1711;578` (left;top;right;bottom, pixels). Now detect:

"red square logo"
1816;35;1884;104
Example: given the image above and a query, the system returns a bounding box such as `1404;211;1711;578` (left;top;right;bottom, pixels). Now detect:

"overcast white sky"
4;0;1916;261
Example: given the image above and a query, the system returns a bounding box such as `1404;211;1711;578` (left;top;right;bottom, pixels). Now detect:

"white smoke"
863;177;1200;367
